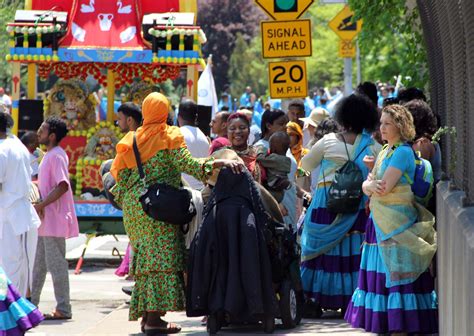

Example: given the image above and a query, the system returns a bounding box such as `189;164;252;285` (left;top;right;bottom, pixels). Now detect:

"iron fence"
418;0;473;203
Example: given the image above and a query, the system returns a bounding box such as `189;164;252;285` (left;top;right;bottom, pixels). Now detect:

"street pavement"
26;234;366;335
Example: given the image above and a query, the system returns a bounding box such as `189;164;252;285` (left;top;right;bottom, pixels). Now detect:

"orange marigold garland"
38;63;181;87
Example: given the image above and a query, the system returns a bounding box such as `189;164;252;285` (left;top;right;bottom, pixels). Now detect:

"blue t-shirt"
239;93;250;108
379;145;415;185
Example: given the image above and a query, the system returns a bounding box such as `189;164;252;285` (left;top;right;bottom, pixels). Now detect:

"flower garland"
6;24;63;35
75;122;123;196
38;63;181;89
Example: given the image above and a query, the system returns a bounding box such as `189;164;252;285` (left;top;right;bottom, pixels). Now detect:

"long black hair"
260;109;286;138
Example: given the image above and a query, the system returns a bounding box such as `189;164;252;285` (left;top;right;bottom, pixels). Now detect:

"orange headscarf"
110;92;186;180
287;121;308;167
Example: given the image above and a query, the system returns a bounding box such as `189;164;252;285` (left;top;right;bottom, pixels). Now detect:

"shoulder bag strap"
353;144;369;162
340;133;369;162
339;133;351;160
132;133;147;188
321;158;329;199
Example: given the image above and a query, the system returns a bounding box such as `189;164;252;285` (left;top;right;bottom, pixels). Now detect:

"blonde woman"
345;104;438;334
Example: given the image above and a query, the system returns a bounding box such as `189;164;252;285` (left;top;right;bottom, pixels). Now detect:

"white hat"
299;107;330;128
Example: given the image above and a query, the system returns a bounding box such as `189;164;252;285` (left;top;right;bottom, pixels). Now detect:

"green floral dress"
112;147;213;320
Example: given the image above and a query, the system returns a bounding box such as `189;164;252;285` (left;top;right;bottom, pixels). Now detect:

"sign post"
261;19;312;58
338;39;356;58
328;5;362;96
269;60;307;98
328;5;362;41
255;0;314;100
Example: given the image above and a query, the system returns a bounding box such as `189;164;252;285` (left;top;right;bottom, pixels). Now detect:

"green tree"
348;0;428;88
0;0;25;87
228;3;346;98
228;1;428;97
197;0;264;93
305;4;345;89
227;33;267;100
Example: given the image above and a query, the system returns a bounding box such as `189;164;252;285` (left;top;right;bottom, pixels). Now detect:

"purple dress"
344;218;438;333
0;268;43;335
345;145;438;333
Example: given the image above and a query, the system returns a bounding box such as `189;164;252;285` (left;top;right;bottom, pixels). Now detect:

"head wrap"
287;121;308;167
111;92;186;179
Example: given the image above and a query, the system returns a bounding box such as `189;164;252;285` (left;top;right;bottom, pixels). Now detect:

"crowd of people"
108;81;440;335
0;80;441;335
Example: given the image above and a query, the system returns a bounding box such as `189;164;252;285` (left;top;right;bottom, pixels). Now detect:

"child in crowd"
257;131;292;203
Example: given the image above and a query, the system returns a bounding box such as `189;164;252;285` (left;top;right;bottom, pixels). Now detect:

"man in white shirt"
0;112;41;296
178;100;210;190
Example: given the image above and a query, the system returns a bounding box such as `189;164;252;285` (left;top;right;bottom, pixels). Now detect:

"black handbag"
132;133;196;226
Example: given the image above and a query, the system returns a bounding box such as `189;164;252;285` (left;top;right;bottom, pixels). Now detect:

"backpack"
323;135;368;214
381;143;434;206
402;144;434;206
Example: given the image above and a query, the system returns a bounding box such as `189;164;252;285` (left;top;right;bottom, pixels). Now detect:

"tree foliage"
348;0;428;89
227;33;267;99
305;4;345;89
227;3;345;98
197;0;264;92
226;1;429;98
0;0;25;87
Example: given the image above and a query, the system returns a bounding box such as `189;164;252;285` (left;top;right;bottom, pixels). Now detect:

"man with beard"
0;112;41;297
32;117;78;320
116;102;142;132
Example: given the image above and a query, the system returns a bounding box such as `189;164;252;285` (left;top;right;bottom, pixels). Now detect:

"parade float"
6;0;205;269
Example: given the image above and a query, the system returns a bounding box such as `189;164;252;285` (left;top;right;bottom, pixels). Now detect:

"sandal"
143;322;181;335
43;311;72;320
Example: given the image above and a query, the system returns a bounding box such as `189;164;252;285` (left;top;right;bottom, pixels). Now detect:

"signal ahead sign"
328;5;362;41
261;19;312;58
255;0;314;21
269;60;307;99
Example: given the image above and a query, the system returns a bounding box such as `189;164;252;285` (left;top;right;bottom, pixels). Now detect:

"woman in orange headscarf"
287;121;309;167
111;92;242;334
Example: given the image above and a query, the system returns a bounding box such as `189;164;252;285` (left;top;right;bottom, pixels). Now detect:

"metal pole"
344;58;352;96
356;39;361;84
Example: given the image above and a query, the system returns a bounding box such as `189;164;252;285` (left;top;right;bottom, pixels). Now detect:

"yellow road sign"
261;19;312;58
269;60;307;99
339;39;356;58
255;0;314;21
328;5;362;41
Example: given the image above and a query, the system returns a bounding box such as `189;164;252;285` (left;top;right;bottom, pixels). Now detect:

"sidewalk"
85;305;365;335
27;235;366;335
